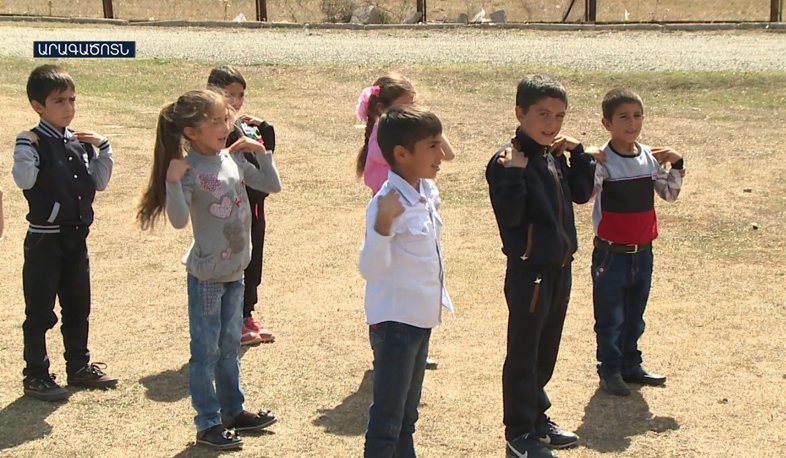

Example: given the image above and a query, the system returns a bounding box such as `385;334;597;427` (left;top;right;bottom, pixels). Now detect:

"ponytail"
137;103;184;229
356;94;379;178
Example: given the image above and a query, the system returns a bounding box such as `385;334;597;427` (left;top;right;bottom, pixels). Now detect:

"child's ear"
30;100;45;115
183;126;197;142
601;117;612;132
515;106;526;124
392;144;410;165
376;102;387;116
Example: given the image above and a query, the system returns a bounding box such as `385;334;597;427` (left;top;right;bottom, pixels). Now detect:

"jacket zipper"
545;149;572;267
529;274;542;313
523;223;534;260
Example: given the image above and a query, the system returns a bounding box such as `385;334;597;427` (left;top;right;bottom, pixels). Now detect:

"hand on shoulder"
651;146;682;164
497;146;528;169
549;135;581;157
73;129;106;146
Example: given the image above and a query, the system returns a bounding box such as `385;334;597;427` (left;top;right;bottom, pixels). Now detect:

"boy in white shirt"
358;104;452;458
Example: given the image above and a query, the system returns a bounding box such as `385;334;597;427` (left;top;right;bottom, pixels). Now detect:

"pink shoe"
247;317;275;343
240;318;263;346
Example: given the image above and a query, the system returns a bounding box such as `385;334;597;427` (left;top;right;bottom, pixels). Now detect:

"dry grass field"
0;0;775;24
0;53;785;458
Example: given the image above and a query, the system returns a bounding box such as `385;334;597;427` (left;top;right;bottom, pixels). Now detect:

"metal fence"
0;0;782;24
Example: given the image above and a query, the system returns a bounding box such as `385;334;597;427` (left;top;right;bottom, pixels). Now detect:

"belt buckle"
628;244;638;253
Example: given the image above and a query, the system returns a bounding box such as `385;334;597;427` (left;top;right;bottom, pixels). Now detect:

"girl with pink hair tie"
354;73;456;371
355;73;455;196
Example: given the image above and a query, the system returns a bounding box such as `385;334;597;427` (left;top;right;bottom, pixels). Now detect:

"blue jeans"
591;248;654;378
187;274;245;432
364;321;431;458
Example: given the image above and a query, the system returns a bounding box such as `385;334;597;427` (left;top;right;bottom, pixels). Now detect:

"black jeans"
22;227;91;379
243;196;266;318
502;262;572;440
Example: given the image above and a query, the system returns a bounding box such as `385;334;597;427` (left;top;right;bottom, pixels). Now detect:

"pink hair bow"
356;85;381;122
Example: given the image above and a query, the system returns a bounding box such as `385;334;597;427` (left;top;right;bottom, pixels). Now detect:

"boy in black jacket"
12;65;118;401
486;75;596;458
208;65;277;346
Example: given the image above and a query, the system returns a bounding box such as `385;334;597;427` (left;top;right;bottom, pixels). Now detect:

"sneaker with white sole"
536;416;579;449
240;320;262;346
246;316;275;343
506;433;557;458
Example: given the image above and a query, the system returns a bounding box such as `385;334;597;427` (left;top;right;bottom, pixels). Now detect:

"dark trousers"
503;262;572;440
243;196;266;318
364;321;431;458
591;247;653;378
22;227;91;379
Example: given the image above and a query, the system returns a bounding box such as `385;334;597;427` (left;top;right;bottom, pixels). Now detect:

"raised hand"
228;136;266;154
586;145;606;164
549;135;580;157
651;146;682;165
238;114;263;127
374;190;405;236
497;146;529;169
73;130;105;146
166;158;190;184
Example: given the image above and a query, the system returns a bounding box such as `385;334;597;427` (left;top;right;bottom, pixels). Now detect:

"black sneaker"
196;425;243;450
536;416;579;449
23;373;70;401
506;433;557;458
224;409;277;432
622;366;666;386
67;363;118;388
600;373;631;396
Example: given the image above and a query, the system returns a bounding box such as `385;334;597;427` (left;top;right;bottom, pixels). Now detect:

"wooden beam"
256;0;268;21
417;0;427;23
585;0;596;22
102;0;114;18
772;0;782;22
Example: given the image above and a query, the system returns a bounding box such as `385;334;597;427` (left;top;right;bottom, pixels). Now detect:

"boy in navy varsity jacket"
486;75;596;458
589;88;684;397
11;65;117;401
208;65;277;346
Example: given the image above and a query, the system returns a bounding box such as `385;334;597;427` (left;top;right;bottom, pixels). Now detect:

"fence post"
102;0;114;18
256;0;268;21
771;0;782;22
585;0;596;22
417;0;427;23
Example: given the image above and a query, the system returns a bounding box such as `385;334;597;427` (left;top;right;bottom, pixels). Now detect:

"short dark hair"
27;65;75;105
602;87;644;120
207;65;246;89
377;105;442;168
516;75;568;113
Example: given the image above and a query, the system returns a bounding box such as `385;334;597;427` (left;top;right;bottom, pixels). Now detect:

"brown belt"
594;236;652;254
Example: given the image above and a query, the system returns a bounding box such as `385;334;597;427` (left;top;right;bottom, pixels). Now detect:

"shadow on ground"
140;363;189;403
312;369;373;436
574;386;680;453
0;395;65;450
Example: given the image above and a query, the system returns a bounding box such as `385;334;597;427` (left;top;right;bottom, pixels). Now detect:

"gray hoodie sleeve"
88;138;114;191
12;133;40;190
165;170;196;229
232;151;282;194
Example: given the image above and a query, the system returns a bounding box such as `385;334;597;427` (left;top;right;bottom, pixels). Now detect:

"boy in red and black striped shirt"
590;88;685;396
